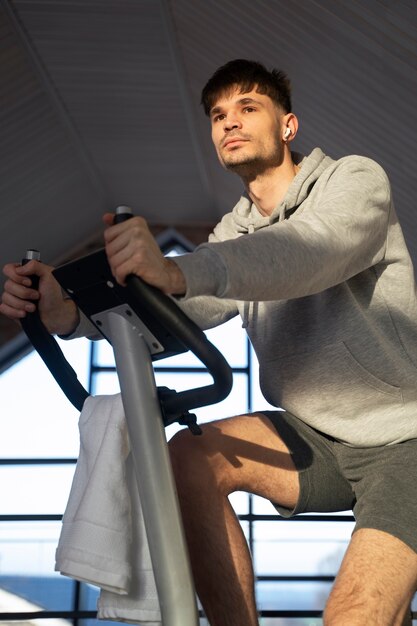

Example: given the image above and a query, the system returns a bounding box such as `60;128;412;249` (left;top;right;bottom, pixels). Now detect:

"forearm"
164;258;187;295
47;298;80;336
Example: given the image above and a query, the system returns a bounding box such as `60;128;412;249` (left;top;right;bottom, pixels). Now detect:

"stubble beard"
221;143;284;179
223;154;265;178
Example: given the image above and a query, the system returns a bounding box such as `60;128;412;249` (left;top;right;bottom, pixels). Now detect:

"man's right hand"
0;260;79;336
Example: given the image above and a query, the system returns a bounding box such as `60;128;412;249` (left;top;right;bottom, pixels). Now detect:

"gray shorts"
263;410;417;553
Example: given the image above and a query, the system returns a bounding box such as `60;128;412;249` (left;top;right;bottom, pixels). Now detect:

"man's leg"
169;413;300;626
324;528;417;626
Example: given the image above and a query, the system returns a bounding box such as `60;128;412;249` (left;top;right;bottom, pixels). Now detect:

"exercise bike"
21;207;233;626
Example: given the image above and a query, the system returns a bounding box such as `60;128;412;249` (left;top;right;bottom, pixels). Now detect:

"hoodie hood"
212;147;335;241
210;147;335;329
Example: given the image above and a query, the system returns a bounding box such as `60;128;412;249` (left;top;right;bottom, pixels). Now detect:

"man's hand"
103;213;186;295
0;260;79;335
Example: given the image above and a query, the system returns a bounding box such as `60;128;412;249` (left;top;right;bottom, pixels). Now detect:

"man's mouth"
223;137;248;149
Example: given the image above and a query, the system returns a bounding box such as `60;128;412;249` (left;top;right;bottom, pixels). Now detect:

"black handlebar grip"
110;206;233;416
22;249;41;292
113;205;133;224
20;249;89;412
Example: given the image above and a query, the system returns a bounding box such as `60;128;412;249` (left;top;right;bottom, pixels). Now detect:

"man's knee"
170;424;222;489
169;427;202;476
169;420;240;497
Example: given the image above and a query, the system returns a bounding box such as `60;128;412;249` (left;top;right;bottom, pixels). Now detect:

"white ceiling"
1;0;417;361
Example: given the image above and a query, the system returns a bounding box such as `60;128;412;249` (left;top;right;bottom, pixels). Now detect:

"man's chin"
221;153;253;168
222;157;258;175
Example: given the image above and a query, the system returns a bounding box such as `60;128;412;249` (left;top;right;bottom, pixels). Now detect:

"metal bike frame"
107;311;199;626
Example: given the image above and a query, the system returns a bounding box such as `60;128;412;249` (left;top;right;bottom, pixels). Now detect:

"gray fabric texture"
264;410;417;553
174;148;417;447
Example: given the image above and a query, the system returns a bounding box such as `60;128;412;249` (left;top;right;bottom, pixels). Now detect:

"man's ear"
282;113;299;142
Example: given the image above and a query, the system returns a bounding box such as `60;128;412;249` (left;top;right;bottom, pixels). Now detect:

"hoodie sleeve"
174;295;239;330
59;310;102;341
173;156;392;302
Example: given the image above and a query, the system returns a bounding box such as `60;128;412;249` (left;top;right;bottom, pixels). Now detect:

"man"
2;59;417;625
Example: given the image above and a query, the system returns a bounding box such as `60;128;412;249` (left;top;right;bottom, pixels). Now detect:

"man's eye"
243;107;255;113
213;114;225;122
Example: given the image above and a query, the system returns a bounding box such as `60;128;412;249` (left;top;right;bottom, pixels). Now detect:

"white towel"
55;394;161;624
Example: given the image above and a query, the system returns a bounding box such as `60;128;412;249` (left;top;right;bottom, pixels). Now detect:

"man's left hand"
103;213;186;295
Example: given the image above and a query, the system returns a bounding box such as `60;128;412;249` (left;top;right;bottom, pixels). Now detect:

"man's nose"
224;112;242;131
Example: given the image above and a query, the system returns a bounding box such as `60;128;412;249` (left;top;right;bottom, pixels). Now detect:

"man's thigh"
170;410;354;515
325;528;417;626
170;413;300;509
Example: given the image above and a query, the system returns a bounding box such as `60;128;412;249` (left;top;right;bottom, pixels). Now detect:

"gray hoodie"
174;148;417;447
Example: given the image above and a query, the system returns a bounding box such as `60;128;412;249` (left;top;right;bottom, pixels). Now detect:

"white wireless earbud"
284;127;291;139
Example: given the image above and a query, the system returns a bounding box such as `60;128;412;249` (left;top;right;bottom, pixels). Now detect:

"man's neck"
243;153;299;217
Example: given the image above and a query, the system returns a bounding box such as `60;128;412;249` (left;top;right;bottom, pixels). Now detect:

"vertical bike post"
107;311;199;626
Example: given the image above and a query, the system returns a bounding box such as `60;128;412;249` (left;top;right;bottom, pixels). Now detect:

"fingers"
3;262;30;284
2;263;40;299
102;212;115;227
0;283;38;320
0;293;36;319
103;215;156;284
4;259;49;285
103;215;149;245
101;213;185;294
1;261;46;322
15;259;53;278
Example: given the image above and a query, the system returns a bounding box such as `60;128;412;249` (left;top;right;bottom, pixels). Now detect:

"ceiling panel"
12;0;212;222
0;1;106;272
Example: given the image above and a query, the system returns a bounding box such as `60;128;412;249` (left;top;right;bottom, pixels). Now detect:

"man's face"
209;86;284;175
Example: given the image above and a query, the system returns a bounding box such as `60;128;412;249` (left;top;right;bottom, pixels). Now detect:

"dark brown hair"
201;59;292;116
